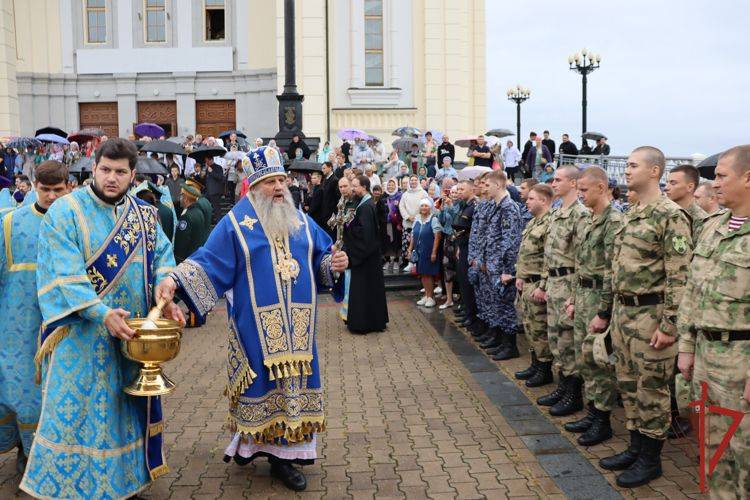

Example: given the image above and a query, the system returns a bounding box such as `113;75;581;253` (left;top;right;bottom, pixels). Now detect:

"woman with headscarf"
407;198;443;308
382;178;403;273
398;174;430;273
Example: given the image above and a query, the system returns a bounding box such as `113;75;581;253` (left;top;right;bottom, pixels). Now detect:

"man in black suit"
521;131;537;166
559;133;579;157
315;161;340;239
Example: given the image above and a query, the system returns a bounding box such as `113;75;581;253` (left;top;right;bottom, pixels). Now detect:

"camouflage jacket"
482;194;522;277
677;210;750;356
539;200;588;290
685;201;708;244
573;204;623;313
468;200;490;265
516;211;551;280
612;195;692;336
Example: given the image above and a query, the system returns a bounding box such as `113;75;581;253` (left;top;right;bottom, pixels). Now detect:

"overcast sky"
485;0;750;157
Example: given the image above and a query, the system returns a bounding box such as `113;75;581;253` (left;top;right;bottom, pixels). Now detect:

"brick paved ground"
0;294;702;499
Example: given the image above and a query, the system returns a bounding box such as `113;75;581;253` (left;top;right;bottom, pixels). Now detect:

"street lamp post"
507;85;530;149
568;49;601;141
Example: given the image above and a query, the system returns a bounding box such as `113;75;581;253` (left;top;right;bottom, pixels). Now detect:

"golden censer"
122;299;182;396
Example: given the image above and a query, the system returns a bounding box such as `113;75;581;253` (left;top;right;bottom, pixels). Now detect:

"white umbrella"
456;166;492;181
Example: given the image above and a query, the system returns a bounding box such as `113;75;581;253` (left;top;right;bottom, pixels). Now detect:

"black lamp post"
568;49;601;141
276;0;304;140
507;85;530;148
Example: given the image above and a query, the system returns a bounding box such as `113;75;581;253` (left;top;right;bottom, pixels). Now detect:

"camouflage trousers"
547;275;577;377
477;272;517;332
611;302;675;440
693;335;750;499
520;282;551;362
574;287;618;411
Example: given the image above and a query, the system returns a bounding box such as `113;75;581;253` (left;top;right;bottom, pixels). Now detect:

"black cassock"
344;197;389;334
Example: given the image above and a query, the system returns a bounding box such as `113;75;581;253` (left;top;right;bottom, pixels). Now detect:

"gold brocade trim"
18;422;38;431
227;415;326;445
34;433;144;459
37;275;90;297
225;364;258;404
148;423;164;437
264;356;314;381
149;464;169;481
225;317;258;404
34;326;70;384
3;211;36;272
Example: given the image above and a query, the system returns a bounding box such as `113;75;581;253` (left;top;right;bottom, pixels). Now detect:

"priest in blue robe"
158;146;348;492
0;161;69;474
21;139;184;499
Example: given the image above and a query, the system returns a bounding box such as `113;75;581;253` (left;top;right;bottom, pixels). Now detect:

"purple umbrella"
135;122;166;139
338;128;370;141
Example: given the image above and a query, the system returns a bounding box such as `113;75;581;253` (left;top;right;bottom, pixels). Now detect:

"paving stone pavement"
0;293;703;499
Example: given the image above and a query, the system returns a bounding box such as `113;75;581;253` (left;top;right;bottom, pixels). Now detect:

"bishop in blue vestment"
160;146;348;492
21;140;180;499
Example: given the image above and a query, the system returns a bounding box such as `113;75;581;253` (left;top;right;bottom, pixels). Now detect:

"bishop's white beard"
248;189;302;240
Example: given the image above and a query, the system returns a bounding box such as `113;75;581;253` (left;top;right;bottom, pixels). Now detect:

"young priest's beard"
249;189;301;240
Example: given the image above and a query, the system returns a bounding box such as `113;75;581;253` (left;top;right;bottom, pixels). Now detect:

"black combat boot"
526;361;554;388
615;435;664;488
599;430;641;470
492;332;520;360
537;373;567;406
480;328;504;350
486;333;509;355
564;401;595;433
269;458;308;491
550;376;584;416
514;350;538;380
577;407;613;446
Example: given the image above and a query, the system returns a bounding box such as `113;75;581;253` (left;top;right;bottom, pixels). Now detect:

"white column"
386;0;399;88
235;0;249;69
175;72;196;136
117;0;133;49
349;0;364;88
59;0;75;73
176;0;191;48
115;74;137;137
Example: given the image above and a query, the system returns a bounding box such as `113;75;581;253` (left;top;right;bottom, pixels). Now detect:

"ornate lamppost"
568;49;601;140
507;85;530;148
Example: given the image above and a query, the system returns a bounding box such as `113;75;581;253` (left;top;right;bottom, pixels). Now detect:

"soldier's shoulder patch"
178;220;188;231
672;234;688;254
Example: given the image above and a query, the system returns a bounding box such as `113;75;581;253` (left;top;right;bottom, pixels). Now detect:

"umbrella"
485;128;513;138
456;166;492;181
140;140;186;156
696;153;720;180
6;137;41;150
188;146;226;163
68;128;105;143
36;133;70;145
135;122;166;139
136;157;168;175
288;159;322;173
582;131;607;141
218;129;247;140
69;157;95;174
392;137;424;151
35;126;67;139
454;136;480;148
338;128;370;141
392;126;421;137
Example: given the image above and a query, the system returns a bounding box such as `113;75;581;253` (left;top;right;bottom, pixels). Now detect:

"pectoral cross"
328;198;355;278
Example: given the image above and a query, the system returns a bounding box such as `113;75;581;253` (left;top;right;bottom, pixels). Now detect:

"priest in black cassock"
344;175;389;334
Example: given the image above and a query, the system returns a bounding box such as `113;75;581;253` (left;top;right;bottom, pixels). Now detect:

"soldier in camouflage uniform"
476;171;522;361
467;174;492;341
665;164;708;243
677;146;750;499
514;184;555;387
563;167;622;446
600;146;693;489
535;166;589;417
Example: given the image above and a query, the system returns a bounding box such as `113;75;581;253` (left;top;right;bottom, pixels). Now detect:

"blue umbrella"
36;133;70;145
6;137;41;150
338;128;370;141
135;122;166;139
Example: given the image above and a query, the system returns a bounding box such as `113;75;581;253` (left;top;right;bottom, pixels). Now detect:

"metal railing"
556;154;697;185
